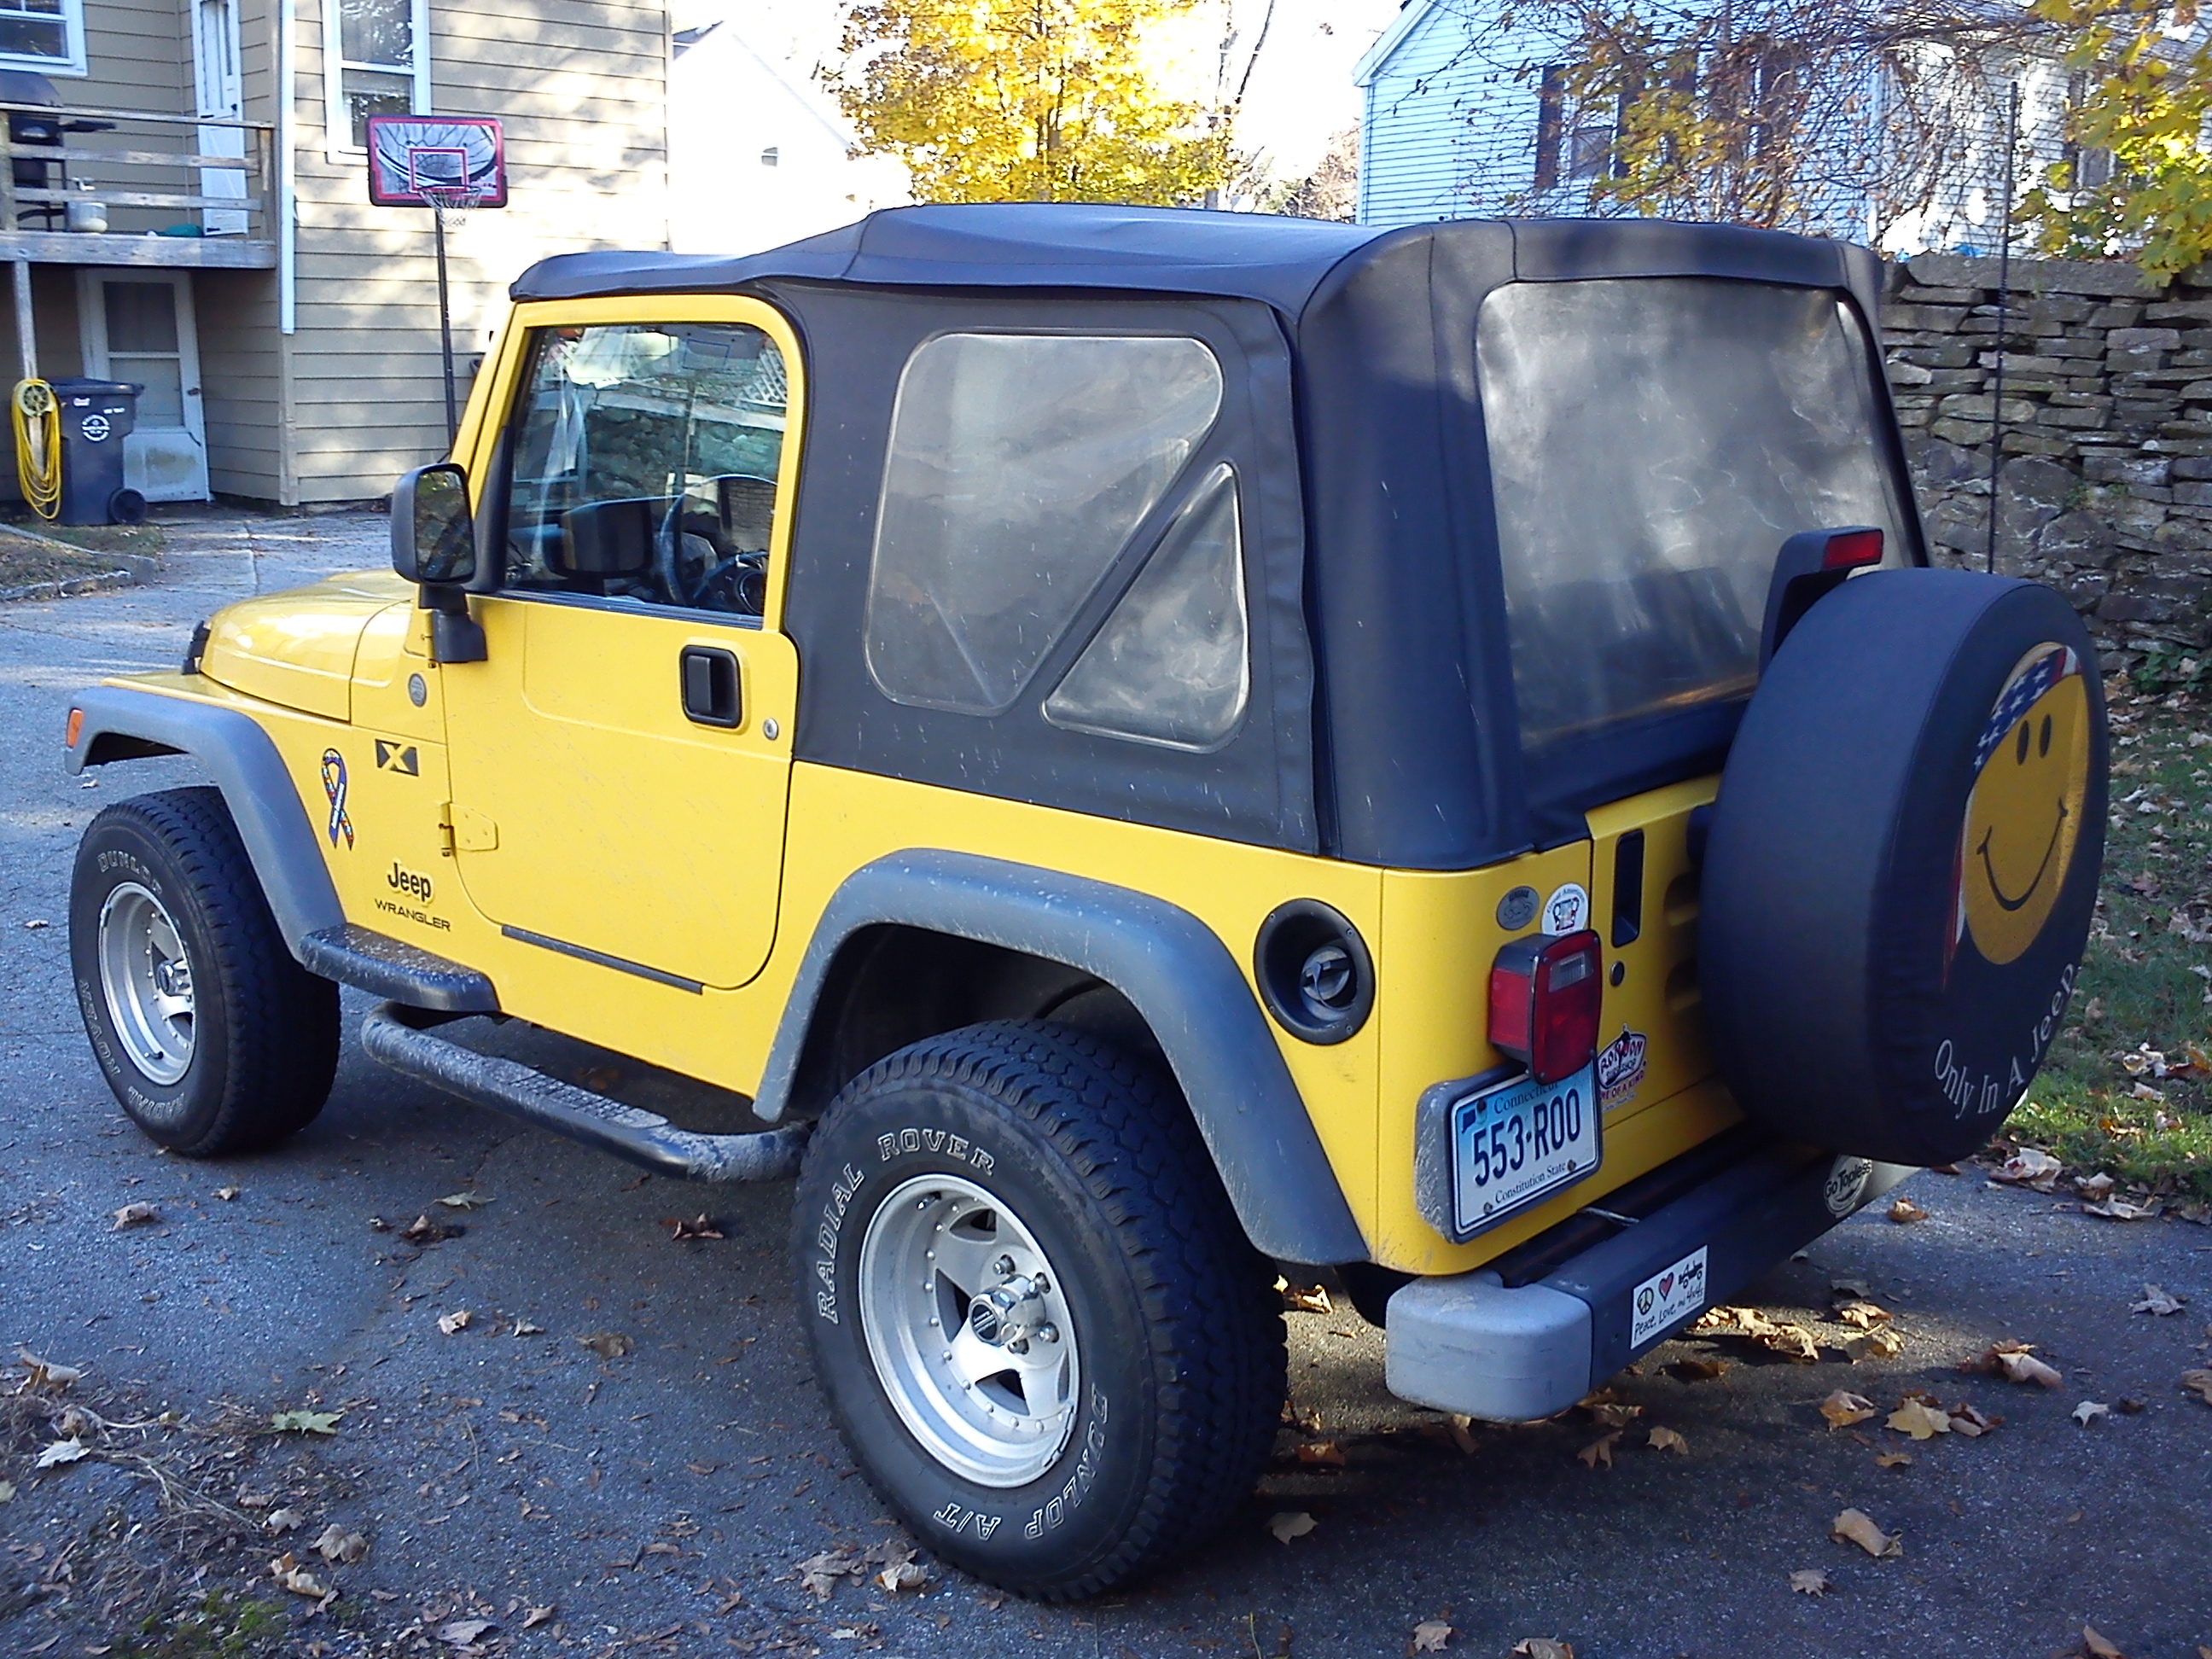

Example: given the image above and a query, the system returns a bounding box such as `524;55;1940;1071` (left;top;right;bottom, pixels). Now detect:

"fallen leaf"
2180;1369;2212;1406
1819;1389;1879;1429
1442;1413;1479;1454
436;1191;491;1209
1991;1147;2064;1189
1948;1403;1998;1437
796;1549;851;1599
438;1619;495;1647
1266;1510;1317;1543
1830;1507;1902;1558
1280;1281;1333;1314
0;1480;14;1502
1888;1399;1952;1441
1576;1431;1621;1470
1585;1399;1644;1429
1673;1357;1730;1381
521;1606;556;1630
1295;1441;1347;1467
1844;1328;1906;1362
312;1525;367;1564
2081;1627;2124;1659
512;1318;544;1336
2073;1400;2110;1427
1834;1301;1892;1330
111;1202;160;1230
2077;1173;2116;1202
2082;1197;2162;1221
667;1214;725;1241
1789;1569;1832;1596
1874;1452;1913;1469
17;1350;84;1393
264;1507;306;1534
578;1331;634;1360
21;917;49;928
1986;1346;2064;1388
1510;1641;1575;1659
35;1437;87;1468
214;1186;241;1202
2130;1284;2186;1316
1646;1426;1688;1455
436;1309;472;1336
876;1559;929;1593
269;1553;333;1602
1411;1620;1453;1653
270;1410;341;1435
1887;1196;1928;1224
400;1214;462;1244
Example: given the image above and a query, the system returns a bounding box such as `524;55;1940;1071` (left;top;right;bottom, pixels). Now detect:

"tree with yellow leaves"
829;0;1230;206
2021;0;2212;281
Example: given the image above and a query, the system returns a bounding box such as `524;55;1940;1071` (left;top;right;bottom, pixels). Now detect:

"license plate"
1449;1063;1599;1237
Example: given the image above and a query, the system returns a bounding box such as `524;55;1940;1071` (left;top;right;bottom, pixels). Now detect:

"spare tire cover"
1701;568;2107;1167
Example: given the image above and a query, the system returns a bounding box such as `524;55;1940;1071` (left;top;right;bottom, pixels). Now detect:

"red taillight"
1820;527;1883;570
1489;928;1604;1086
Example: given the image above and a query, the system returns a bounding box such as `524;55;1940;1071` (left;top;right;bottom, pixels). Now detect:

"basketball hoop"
362;116;507;441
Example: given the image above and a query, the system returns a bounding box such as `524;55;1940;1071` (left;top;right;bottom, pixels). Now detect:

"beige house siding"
279;0;672;504
195;267;284;498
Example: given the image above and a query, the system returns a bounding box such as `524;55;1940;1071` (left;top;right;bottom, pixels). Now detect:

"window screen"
864;333;1225;715
1045;463;1249;749
1478;277;1905;748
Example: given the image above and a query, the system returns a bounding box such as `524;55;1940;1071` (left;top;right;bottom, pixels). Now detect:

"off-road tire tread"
78;787;340;1155
804;1020;1287;1600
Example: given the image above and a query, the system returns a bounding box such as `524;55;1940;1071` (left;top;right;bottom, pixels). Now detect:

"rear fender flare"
755;850;1369;1266
66;684;343;959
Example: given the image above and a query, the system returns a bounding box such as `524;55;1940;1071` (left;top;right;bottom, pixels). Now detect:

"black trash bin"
49;377;146;527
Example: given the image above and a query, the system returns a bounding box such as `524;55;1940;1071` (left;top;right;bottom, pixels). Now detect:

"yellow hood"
197;570;413;722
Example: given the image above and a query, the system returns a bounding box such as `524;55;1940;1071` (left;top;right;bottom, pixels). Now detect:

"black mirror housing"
393;463;477;586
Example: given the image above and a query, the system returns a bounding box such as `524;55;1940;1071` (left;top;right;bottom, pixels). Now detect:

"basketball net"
420;183;485;236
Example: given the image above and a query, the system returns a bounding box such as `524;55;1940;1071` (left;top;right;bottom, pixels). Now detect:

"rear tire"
70;787;340;1156
794;1020;1286;1600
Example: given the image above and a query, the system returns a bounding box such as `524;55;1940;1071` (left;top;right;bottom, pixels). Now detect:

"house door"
79;272;211;502
189;0;247;236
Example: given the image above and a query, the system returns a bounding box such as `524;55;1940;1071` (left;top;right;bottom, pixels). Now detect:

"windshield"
1477;276;1906;748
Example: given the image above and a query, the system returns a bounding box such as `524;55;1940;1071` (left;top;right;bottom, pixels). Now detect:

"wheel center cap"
968;1276;1045;1348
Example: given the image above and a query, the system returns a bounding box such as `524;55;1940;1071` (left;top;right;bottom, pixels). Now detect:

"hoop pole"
434;206;457;441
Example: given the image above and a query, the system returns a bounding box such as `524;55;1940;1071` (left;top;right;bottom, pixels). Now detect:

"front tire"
70;787;340;1156
794;1021;1286;1600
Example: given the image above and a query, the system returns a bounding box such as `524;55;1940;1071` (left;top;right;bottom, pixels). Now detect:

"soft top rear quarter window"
864;332;1226;716
1478;276;1905;750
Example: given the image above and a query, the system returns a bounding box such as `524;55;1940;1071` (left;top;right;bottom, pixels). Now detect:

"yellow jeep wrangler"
62;206;2106;1599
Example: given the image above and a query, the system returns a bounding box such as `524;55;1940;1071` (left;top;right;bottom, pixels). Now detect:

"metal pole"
12;257;37;381
434;207;457;442
1985;82;2019;575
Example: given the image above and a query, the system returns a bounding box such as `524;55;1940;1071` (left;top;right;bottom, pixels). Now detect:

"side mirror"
393;463;477;585
391;463;486;665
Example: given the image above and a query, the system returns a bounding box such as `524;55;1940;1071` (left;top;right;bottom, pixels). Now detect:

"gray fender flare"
753;850;1369;1266
66;684;343;959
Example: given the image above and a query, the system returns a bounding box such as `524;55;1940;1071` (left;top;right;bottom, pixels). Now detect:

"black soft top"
507;206;1910;871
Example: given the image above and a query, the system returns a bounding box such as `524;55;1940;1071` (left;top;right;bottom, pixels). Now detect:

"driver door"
439;298;800;991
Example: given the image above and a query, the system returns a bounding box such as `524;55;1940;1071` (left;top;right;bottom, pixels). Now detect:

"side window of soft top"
863;330;1251;749
502;321;788;619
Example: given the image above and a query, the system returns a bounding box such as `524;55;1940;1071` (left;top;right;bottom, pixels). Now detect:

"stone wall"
1880;251;2212;658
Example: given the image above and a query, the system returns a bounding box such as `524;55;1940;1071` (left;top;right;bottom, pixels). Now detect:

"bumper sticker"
1630;1245;1708;1349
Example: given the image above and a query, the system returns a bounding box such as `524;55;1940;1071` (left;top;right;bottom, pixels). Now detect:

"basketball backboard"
364;115;508;208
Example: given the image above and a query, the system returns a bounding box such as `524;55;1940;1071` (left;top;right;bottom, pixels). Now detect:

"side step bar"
360;1003;807;1182
301;924;499;1013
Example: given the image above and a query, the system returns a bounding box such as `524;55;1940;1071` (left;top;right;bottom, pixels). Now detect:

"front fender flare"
754;850;1368;1266
67;684;343;959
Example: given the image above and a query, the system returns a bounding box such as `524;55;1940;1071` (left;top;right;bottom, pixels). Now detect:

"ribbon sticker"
321;748;354;849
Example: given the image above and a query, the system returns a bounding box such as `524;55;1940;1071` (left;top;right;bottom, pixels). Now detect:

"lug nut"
992;1254;1016;1278
1036;1323;1059;1344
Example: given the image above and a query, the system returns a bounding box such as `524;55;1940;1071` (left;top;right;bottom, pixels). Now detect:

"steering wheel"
653;497;767;614
691;552;769;615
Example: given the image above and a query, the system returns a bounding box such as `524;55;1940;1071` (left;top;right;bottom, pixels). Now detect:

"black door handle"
679;646;742;727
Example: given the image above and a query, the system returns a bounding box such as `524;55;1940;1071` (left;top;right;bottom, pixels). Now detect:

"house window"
760;146;778;167
324;0;429;151
0;0;86;75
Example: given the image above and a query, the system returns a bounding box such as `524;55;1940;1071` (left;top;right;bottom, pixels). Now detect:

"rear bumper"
1385;1133;1914;1421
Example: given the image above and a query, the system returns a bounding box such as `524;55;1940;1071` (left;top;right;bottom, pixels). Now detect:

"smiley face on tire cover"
1956;643;2090;967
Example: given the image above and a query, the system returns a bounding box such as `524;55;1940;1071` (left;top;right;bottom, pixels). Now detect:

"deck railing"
0;102;276;242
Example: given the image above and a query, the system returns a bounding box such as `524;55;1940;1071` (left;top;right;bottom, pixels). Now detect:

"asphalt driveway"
3;515;2209;1658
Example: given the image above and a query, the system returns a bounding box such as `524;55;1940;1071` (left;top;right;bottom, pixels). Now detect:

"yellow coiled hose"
13;378;61;521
